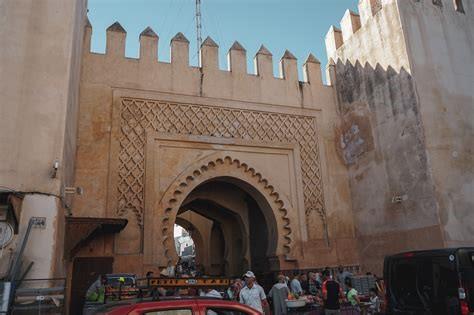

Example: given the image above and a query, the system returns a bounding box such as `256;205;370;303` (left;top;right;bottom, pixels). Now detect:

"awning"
8;194;23;229
64;217;127;259
0;193;23;232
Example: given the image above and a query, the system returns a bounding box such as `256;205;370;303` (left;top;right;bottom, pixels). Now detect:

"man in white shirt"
239;271;267;313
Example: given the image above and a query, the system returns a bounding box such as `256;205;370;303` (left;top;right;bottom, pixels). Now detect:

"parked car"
384;247;474;315
96;297;262;315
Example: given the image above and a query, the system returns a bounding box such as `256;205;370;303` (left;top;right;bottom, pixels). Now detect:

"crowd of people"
86;266;383;315
203;267;382;315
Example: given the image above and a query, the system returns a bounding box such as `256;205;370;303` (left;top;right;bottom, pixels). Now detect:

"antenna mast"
195;0;203;66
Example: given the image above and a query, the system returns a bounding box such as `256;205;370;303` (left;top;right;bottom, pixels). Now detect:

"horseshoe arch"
151;152;299;269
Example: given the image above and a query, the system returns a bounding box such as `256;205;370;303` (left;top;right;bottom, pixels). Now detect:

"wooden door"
69;257;113;315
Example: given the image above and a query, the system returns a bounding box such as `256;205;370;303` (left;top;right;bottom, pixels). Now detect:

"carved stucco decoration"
159;155;295;265
117;98;325;227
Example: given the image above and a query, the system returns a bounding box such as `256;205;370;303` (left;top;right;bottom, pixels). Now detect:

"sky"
87;0;359;77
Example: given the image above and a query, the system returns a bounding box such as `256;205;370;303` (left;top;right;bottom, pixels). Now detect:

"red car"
100;298;262;315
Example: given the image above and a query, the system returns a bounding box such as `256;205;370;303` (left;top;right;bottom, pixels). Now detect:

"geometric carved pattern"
118;98;325;226
161;155;294;265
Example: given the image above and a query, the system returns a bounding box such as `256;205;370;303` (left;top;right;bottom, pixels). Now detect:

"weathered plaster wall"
0;0;86;194
75;21;358;271
0;0;86;281
326;0;410;73
62;0;88;197
334;61;443;273
19;195;62;280
327;0;473;272
327;0;449;273
397;0;474;247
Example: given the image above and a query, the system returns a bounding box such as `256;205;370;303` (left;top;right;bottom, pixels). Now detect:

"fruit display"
286;293;307;308
287;292;300;300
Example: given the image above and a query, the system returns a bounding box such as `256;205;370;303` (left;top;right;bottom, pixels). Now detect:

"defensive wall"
74;16;359;275
325;0;473;272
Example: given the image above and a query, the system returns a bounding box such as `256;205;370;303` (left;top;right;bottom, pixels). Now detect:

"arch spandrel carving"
153;153;297;267
116;98;326;229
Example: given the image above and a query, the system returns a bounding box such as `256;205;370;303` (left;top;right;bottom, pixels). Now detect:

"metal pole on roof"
195;0;203;66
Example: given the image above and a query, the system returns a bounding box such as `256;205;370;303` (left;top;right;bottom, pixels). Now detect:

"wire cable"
0;186;61;199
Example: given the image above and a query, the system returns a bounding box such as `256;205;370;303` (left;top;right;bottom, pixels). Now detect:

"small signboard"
149;278;230;287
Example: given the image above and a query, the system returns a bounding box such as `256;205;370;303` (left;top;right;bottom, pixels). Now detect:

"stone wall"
0;0;87;279
326;0;410;73
334;60;443;273
326;0;473;273
0;0;86;195
74;20;358;272
397;0;474;248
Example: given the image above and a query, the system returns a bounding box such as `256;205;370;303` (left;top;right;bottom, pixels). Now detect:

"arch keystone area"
156;153;298;267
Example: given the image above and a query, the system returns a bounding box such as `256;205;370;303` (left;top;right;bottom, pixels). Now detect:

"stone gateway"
0;0;472;312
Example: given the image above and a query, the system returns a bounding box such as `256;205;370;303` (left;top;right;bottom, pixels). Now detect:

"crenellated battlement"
325;0;470;63
82;19;334;109
85;20;324;82
325;0;384;59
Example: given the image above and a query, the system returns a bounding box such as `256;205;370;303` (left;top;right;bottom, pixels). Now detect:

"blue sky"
88;0;358;76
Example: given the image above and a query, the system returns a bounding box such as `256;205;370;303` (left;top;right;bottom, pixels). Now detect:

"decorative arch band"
160;155;294;266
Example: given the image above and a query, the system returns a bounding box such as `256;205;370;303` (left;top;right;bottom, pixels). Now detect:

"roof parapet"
254;45;273;77
341;10;361;41
227;41;247;74
358;0;382;25
140;27;158;62
83;23;329;92
107;21;126;33
200;36;219;70
202;36;218;47
106;22;126;57
171;32;189;43
305;53;321;64
171;32;190;68
303;54;322;85
326;58;336;86
140;26;158;38
325;26;343;61
85;17;92;29
84;17;92;53
230;41;246;52
279;50;298;81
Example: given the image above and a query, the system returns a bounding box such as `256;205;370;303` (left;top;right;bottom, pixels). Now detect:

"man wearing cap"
239;271;267;313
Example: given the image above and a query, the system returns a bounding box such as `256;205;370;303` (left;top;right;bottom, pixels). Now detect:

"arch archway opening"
173;223;197;276
174;177;280;279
